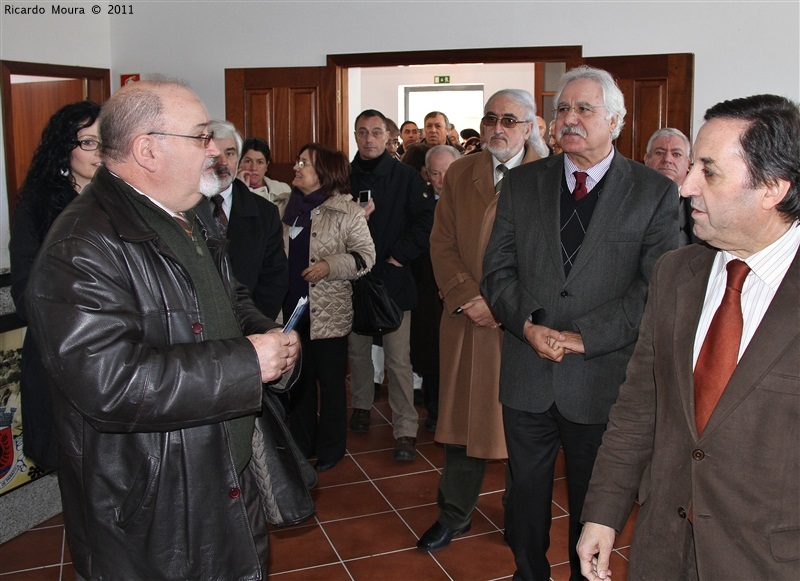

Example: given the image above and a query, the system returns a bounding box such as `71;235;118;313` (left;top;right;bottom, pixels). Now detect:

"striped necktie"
495;164;508;195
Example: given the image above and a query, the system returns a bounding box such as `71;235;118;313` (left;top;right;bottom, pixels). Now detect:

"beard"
486;134;514;161
199;159;223;198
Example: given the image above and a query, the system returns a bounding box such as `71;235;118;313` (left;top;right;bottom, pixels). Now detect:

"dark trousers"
288;322;348;464
437;444;487;529
503;404;606;581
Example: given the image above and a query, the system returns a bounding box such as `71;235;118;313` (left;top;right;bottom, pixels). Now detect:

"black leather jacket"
27;167;277;580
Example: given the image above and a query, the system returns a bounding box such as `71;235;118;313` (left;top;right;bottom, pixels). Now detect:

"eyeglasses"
295;159;311;169
148;131;215;147
355;129;386;139
73;139;101;151
553;104;606;119
481;114;531;129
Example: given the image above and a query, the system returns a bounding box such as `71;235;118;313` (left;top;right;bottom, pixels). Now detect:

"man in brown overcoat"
417;89;542;553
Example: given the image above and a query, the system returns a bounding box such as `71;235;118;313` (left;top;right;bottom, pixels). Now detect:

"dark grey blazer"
481;151;679;424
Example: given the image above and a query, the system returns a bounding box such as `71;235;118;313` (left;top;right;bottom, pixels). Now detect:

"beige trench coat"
429;146;540;459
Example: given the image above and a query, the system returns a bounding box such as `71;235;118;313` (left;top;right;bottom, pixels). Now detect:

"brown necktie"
173;212;193;237
212;194;228;237
572;171;589;201
693;259;751;435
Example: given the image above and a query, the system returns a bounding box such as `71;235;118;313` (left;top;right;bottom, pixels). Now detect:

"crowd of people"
8;66;799;580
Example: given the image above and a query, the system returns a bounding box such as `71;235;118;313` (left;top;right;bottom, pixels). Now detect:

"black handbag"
250;390;317;527
349;251;403;335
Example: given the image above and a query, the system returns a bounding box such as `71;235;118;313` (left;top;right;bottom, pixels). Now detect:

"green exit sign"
434;76;451;84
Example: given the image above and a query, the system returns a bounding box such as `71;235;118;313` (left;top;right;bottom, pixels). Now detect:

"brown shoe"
349;408;370;432
394;437;417;461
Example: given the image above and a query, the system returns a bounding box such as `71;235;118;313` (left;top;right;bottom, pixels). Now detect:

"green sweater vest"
126;192;255;473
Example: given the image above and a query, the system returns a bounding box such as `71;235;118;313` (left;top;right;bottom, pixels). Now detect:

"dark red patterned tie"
572;171;588;201
693;259;750;435
212;194;228;237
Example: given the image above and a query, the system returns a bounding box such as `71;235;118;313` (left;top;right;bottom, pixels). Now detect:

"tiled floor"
0;393;637;580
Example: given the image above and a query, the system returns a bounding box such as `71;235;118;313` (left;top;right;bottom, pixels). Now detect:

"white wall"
1;0;798;268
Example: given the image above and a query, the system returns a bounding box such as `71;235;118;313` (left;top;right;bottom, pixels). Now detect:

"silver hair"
425;144;461;169
645;127;690;155
528;131;550;158
207;119;243;159
554;66;627;139
425;110;451;130
485;89;537;123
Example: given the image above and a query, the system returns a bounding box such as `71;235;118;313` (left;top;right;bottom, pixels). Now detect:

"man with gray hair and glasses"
418;89;541;554
207;119;288;318
482;66;678;580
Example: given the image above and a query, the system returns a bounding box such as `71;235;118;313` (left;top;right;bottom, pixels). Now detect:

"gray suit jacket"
582;243;800;579
481;151;679;424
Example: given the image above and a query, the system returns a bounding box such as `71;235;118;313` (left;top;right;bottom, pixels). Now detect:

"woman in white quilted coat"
282;143;375;472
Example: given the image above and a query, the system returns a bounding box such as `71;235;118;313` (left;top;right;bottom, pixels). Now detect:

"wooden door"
225;67;337;185
584;54;694;162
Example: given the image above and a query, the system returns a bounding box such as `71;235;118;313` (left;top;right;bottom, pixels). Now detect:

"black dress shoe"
416;521;471;552
314;459;338;472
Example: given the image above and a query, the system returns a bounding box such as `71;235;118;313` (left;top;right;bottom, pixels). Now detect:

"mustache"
489;134;508;142
559;125;587;139
215;165;232;176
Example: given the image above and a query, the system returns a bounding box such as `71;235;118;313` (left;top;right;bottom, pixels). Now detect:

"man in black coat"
207;120;288;319
347;109;433;462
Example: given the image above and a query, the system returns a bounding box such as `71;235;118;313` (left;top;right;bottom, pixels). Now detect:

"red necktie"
693;259;750;435
572;171;588;201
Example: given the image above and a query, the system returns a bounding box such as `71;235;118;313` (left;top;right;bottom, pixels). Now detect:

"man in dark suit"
578;95;800;580
207;120;287;319
644;127;697;245
481;66;679;580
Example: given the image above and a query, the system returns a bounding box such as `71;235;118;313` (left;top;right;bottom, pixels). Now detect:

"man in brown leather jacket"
26;80;300;580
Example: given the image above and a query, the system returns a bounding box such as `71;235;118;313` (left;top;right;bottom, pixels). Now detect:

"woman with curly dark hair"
9;100;102;470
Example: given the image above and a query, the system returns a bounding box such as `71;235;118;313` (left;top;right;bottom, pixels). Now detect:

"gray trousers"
348;311;418;439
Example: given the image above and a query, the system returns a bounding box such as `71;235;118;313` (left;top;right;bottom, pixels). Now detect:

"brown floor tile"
373;471;441;510
610;549;630;579
354;447;435;480
545;514;571;569
0;566;62;580
475;490;505;531
347;547;450;581
480;460;508;494
617;546;631;559
267;522;339;574
345;423;396;454
615;502;640;548
417;441;444;468
370;401;394;424
312;454;368;487
433;531;516;581
270;562;351;580
0;526;64;573
550;561;572;581
313;481;391;522
62;562;76;578
323;512;418;560
551;477;569;516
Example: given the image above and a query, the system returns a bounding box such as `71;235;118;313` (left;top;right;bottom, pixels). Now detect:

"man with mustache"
207;120;288;319
418;90;540;554
25;80;300;580
482;66;679;580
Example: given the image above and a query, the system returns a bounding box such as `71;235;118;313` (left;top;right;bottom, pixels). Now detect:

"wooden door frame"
327;46;584;152
1;60;110;215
